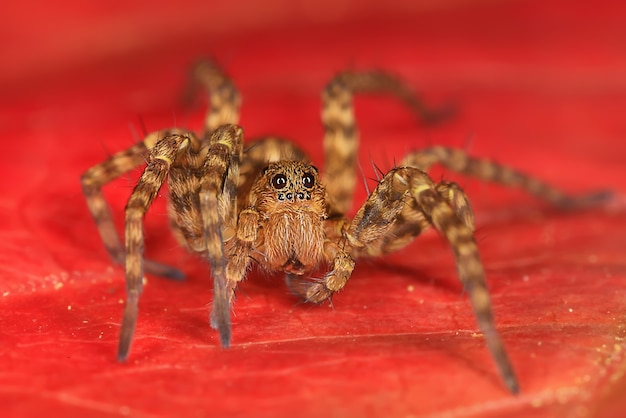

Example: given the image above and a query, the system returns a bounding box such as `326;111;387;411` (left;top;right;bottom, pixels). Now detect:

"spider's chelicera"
81;59;609;394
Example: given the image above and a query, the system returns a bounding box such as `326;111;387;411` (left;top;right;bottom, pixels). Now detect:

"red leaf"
2;1;626;416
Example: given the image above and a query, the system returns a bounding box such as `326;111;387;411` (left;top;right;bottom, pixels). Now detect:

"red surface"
2;1;626;417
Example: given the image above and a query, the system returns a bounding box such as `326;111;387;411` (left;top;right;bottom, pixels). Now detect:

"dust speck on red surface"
1;1;626;417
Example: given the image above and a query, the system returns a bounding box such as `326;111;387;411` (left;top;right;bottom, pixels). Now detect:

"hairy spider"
81;59;609;394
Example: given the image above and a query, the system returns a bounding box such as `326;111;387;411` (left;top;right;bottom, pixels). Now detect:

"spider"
81;59;609;394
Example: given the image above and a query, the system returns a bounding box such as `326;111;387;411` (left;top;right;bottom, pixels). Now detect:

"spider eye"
271;174;287;189
302;173;315;189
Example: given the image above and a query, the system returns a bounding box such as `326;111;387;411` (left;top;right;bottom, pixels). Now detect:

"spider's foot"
285;274;334;303
555;189;614;211
117;292;139;362
144;259;186;281
210;303;232;348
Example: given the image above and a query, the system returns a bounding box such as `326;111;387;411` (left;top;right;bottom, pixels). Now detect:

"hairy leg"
197;125;245;347
340;180;475;258
402;146;611;209
342;167;518;393
81;128;195;279
118;132;192;360
188;59;241;137
322;71;452;217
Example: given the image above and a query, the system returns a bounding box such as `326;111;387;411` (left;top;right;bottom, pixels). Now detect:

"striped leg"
81;129;193;279
188;59;241;137
322;71;452;216
118;132;192;360
355;180;476;258
344;166;518;393
402;146;612;209
198;125;245;348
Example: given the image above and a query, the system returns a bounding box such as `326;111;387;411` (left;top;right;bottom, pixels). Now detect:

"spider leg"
118;132;192;360
322;71;452;216
344;167;518;393
334;71;454;124
197;124;244;348
351;181;476;258
402;146;612;209
81;129;194;280
187;59;241;137
436;181;475;232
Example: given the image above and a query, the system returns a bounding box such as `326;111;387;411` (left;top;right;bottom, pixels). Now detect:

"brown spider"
81;59;609;394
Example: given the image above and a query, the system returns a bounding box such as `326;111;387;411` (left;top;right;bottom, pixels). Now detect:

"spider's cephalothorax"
82;59;610;394
251;162;327;275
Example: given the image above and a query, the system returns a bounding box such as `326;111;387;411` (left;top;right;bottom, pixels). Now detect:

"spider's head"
252;160;328;274
255;161;326;214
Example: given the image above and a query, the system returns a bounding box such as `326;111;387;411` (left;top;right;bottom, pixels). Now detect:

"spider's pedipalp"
285;242;355;303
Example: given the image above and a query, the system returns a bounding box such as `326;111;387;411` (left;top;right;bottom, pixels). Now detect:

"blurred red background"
2;0;626;417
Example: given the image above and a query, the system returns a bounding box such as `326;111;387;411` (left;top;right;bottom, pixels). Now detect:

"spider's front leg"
196;124;246;348
342;167;519;394
118;132;193;360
